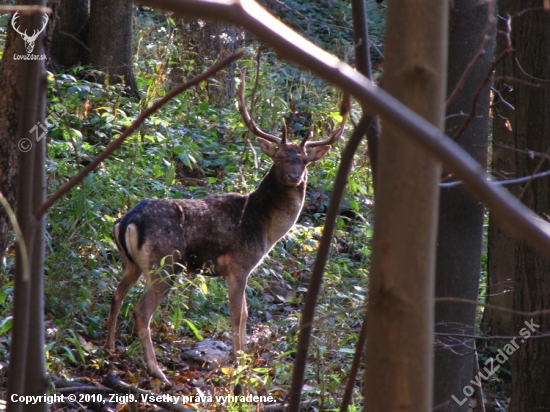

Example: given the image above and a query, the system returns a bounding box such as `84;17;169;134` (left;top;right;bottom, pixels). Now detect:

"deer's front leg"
105;262;142;351
226;271;249;355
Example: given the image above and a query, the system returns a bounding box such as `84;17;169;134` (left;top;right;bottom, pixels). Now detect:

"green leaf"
62;346;77;363
0;316;13;335
183;319;203;341
164;168;175;186
172;306;183;329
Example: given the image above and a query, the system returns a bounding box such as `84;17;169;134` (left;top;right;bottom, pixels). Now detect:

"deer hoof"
150;368;169;383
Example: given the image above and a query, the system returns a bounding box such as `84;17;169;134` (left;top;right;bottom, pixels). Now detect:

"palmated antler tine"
304;93;350;148
237;72;282;145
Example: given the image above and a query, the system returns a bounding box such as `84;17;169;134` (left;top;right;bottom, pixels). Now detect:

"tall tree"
49;0;90;68
488;3;550;410
6;2;49;411
87;0;138;97
363;0;448;410
0;19;19;268
170;19;241;104
433;1;495;410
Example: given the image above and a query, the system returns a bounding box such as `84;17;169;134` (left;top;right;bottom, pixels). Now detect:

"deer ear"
257;137;277;157
307;145;331;162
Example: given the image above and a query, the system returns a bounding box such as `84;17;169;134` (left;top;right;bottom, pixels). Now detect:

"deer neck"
248;167;306;248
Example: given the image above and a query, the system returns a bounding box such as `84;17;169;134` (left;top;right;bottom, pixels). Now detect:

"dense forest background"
0;0;549;411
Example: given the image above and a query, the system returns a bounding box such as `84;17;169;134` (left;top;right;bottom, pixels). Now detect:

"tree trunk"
0;21;19;268
363;0;448;410
6;2;49;411
50;0;90;68
488;2;550;410
483;27;516;338
87;0;138;97
433;1;495;410
170;19;241;104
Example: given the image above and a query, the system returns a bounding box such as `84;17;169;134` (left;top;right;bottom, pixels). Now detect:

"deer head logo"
12;11;49;54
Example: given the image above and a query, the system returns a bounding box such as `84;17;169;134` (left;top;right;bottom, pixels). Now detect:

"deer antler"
304;93;350;148
237;72;282;145
299;130;314;147
238;71;348;148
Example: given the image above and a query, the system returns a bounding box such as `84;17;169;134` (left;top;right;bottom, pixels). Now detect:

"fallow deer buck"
105;78;347;381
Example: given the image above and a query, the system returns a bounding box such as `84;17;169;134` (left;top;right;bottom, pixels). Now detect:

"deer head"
237;73;347;188
12;11;49;54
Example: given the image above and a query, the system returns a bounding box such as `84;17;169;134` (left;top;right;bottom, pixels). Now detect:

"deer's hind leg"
105;260;142;351
133;262;175;382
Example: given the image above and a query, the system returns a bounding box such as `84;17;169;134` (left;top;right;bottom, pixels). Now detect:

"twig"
35;49;244;219
340;315;368;412
298;295;550;333
494;76;546;88
0;192;29;281
514;55;550;82
518;140;550;202
446;41;489;111
490;86;515;111
434;296;550;317
440;169;550;188
437;330;550;342
451;48;510;141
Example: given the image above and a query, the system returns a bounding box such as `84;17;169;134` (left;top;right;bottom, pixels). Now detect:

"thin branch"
302;295;550;332
446;39;489;110
35;49;244;219
435;296;550;317
514;56;550;82
288;115;372;411
0;192;29;281
491;86;515;111
340;316;368;412
0;5;51;14
451;48;509;141
494;76;546;88
436;331;550;341
134;0;550;258
440;169;550;188
518;145;550;201
58;30;91;53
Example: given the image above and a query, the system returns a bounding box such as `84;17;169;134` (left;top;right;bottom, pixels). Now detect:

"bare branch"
434;296;550;317
446;37;489;110
0;5;51;14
